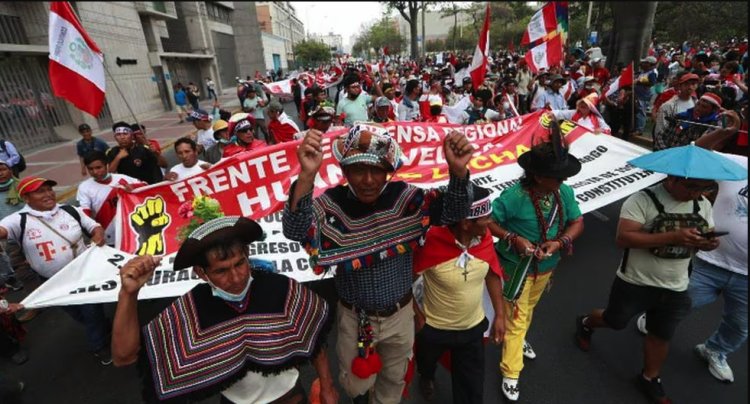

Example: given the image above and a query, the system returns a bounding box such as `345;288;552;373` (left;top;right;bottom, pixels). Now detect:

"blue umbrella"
628;143;747;181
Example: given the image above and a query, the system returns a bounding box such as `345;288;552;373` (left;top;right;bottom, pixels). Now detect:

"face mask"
96;172;112;183
206;274;252;302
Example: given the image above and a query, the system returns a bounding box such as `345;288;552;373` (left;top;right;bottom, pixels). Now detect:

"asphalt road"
1;102;746;404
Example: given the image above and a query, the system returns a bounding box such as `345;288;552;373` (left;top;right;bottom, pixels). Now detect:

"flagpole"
631;61;635;139
103;59;141;128
65;2;140;127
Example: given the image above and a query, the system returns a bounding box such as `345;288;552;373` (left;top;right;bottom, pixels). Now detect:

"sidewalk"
20;93;240;203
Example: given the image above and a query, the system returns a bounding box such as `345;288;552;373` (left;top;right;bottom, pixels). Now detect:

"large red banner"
115;112;596;256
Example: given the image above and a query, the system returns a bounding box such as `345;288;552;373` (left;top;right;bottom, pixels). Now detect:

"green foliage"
370;16;406;54
177;195;225;242
652;2;748;43
425;38;444;52
439;2;531;52
352;16;405;59
381;1;422;57
293;40;332;65
563;2;747;49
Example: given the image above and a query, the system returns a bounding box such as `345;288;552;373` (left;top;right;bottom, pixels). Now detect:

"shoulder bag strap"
28;215;83;257
641;188;665;214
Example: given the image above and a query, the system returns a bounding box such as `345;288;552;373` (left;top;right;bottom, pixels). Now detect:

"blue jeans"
635;99;649;133
0;250;13;285
689;257;748;359
60;304;110;352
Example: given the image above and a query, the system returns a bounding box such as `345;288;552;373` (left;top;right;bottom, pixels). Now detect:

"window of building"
205;2;231;24
0;14;28;45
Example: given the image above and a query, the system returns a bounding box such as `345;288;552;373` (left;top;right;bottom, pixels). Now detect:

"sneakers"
637;373;672;404
694;344;734;383
575;315;593;352
636;313;648;335
418;375;435;401
94;347;112;366
3;277;23;291
10;348;28;365
501;377;520;401
522;340;536;360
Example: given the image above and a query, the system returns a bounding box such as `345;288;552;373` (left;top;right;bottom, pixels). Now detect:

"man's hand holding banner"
23;111;666;308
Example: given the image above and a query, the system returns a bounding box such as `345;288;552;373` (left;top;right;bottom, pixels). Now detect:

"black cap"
78;123;91;132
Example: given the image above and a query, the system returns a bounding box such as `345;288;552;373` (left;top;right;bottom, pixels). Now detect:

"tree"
425;38;444;52
652;2;748;44
369;16;406;56
293;40;332;66
382;1;421;58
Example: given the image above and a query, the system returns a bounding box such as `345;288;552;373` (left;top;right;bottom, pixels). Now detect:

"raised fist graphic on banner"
130;196;171;256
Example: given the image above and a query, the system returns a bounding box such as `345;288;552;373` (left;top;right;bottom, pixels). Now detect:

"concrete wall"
74;2;164;124
232;2;266;81
261;32;288;72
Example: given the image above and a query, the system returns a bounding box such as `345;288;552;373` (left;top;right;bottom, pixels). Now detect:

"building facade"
255;1;304;70
397;9;472;54
308;32;344;56
0;1;267;151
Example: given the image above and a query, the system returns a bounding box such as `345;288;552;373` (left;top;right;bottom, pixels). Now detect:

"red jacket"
222;139;267;157
268;112;301;143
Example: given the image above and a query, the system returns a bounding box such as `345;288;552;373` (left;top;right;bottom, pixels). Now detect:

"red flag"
383;46;389;56
469;3;491;90
521;2;558;47
604;62;634;97
523;34;563;73
508;40;515;53
48;1;105;117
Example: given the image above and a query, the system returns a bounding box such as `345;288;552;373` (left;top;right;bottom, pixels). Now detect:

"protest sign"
23;112;664;307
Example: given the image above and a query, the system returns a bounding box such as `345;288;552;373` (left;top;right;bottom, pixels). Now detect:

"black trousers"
416;317;488;404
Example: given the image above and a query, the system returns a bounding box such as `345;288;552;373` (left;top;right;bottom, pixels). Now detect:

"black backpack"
18;205;92;255
0;140;26;173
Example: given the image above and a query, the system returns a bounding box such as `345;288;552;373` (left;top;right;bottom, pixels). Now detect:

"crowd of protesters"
0;35;747;403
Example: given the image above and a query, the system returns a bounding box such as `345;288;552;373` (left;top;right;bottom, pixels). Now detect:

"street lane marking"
590;211;610;222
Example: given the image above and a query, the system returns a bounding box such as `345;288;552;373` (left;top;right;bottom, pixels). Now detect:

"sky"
293;2;388;50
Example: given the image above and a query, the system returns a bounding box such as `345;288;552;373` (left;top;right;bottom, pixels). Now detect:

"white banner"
21;133;663;308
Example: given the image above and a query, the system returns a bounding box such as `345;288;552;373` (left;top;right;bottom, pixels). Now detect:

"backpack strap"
18;212;27;256
60;205;92;239
641;188;665;214
0;140;6;154
693;198;700;214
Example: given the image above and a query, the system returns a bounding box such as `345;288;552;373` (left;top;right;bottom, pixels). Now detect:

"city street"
1;103;746;402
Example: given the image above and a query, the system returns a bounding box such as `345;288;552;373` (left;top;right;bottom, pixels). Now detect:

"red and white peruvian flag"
524;34;563;73
48;1;105;117
561;79;575;101
521;2;558;47
604;62;634;97
469;3;491;90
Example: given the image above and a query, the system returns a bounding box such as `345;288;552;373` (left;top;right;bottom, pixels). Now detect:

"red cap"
700;92;722;108
17;177;57;196
677;73;700;84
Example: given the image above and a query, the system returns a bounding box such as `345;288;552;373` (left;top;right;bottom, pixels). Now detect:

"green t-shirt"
491;183;582;273
336;92;372;125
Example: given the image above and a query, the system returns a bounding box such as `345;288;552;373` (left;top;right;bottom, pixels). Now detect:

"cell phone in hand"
702;231;729;238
